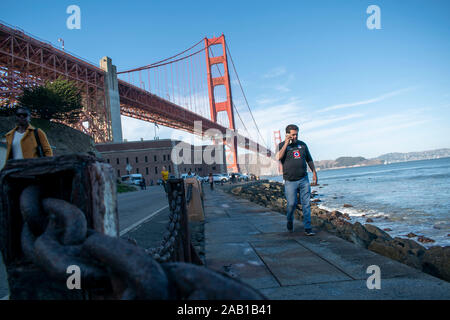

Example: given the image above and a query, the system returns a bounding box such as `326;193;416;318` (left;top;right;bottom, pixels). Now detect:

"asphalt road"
0;185;170;299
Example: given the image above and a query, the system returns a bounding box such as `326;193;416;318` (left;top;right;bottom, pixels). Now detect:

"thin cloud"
263;66;287;79
319;87;415;113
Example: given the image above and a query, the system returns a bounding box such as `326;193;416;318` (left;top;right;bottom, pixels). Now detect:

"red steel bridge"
0;22;272;172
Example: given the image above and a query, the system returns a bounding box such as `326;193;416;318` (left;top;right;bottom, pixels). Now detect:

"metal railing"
0;155;265;299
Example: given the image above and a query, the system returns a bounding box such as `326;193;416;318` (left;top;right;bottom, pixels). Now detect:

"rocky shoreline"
225;181;450;282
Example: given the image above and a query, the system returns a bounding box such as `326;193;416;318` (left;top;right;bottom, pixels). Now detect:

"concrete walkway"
203;187;450;299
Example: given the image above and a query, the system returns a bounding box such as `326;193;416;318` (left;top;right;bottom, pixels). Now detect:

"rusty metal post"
0;154;119;299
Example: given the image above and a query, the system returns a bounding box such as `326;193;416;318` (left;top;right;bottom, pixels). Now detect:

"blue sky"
2;0;450;160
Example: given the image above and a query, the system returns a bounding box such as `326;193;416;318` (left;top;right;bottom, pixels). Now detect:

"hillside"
315;157;383;170
0;116;100;156
375;148;450;163
314;148;450;170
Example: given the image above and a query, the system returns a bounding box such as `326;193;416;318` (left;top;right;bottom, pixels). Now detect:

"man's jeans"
284;176;312;231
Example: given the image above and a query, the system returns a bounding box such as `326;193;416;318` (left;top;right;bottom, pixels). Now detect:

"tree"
17;78;83;123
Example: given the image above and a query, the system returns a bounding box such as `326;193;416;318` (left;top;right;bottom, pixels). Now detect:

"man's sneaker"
305;229;316;236
287;220;293;232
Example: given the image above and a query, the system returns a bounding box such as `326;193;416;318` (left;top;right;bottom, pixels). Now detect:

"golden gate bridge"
0;21;275;172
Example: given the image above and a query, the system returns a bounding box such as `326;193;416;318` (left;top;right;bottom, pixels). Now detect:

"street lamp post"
58;38;65;50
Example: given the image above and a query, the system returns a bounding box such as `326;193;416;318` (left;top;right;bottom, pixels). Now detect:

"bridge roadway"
0;185;171;299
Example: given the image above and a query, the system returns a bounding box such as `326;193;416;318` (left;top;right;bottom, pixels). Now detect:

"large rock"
311;215;326;228
261;183;271;189
332;219;354;242
364;224;393;242
231;187;243;195
368;237;426;269
350;222;374;248
329;210;344;220
422;246;450;281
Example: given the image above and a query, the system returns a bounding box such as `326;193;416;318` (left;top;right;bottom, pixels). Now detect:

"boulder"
368;237;426;269
422;246;450;281
406;232;418;238
329;210;343;220
277;197;286;205
231;187;243;195
417;236;435;244
366;218;374;223
311;215;326;228
332;219;354;242
343;204;353;208
364;224;393;242
350;222;374;248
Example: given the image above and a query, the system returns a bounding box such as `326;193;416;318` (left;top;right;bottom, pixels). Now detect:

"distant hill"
375;148;450;163
315;157;383;170
315;148;450;170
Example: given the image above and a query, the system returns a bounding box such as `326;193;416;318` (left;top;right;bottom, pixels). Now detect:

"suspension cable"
118;38;204;74
226;43;268;149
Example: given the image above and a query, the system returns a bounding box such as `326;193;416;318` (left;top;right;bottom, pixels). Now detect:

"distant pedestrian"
276;124;318;236
4;106;52;163
208;173;214;190
161;166;169;193
140;178;146;190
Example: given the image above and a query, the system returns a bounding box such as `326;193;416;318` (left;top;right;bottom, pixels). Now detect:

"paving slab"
203;186;450;299
250;239;352;286
259;276;450;300
294;231;425;280
205;242;279;290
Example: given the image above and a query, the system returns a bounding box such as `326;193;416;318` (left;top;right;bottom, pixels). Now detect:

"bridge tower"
204;35;239;173
273;130;282;174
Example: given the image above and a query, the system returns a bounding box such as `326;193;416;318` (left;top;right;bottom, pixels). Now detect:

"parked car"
181;173;196;179
235;173;249;181
212;173;229;183
121;174;144;185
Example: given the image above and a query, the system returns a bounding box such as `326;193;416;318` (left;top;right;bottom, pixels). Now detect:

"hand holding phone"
285;133;292;145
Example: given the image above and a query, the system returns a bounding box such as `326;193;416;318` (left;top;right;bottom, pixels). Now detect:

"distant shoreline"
315;156;450;172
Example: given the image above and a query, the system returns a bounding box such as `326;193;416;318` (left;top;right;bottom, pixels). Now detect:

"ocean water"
266;157;450;248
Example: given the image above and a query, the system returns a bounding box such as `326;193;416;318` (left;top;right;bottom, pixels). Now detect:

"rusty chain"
18;184;265;299
186;183;193;203
146;185;183;263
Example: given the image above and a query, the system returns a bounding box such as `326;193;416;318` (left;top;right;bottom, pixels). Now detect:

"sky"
2;0;450;160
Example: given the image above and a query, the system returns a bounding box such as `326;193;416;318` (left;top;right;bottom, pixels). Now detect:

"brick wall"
95;139;225;185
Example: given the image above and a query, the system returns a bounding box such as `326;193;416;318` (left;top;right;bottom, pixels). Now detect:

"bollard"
0;154;119;299
184;177;204;222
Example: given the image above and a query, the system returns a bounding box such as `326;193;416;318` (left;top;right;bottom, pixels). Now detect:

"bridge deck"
203;186;450;299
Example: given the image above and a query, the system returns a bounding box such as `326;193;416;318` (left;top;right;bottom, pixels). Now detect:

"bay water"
266;157;450;248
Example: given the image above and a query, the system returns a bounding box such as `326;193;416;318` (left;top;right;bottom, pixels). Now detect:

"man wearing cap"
276;124;318;235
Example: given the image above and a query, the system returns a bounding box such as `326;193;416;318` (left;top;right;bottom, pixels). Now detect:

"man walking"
4;106;52;162
276;124;318;235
